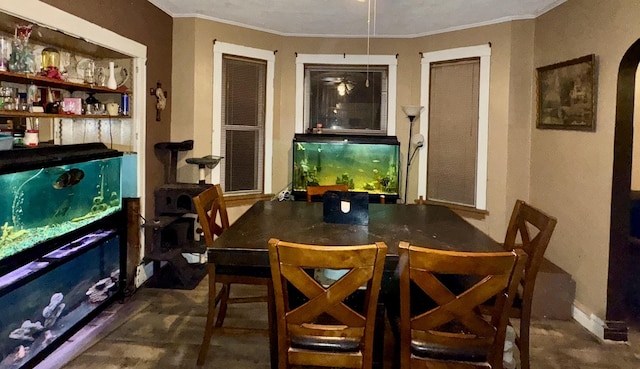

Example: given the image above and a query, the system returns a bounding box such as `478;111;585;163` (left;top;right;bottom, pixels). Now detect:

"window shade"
221;54;266;192
427;58;480;206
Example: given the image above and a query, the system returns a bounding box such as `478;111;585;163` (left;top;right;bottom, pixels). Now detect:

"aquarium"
0;231;120;369
0;144;122;270
292;134;400;202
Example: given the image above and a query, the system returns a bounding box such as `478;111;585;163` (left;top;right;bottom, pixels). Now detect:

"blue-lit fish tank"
292;134;400;202
0;231;120;369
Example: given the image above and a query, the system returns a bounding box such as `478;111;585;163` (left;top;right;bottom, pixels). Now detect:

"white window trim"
418;45;490;210
295;54;397;136
212;42;274;194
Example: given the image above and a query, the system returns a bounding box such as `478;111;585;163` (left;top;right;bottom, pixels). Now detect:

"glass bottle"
0;36;10;72
107;61;117;89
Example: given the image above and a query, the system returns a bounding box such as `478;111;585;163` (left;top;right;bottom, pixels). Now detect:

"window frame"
295;54;398;136
418;45;491;210
212;42;274;195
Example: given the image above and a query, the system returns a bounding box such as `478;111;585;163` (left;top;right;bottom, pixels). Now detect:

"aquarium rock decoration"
42;330;56;346
0;222;28;246
71;165;115;222
336;173;355;189
11;345;29;363
86;276;116;303
9;320;43;342
42;292;65;329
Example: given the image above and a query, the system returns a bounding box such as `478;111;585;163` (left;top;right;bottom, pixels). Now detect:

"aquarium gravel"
0;207;119;261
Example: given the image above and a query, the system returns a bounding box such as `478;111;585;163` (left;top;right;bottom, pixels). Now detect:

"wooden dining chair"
194;184;270;365
500;199;558;369
398;241;527;369
268;238;387;369
306;184;349;202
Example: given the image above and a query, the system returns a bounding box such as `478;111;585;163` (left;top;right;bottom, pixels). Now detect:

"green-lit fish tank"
292;134;400;202
0;143;123;275
0;143;125;368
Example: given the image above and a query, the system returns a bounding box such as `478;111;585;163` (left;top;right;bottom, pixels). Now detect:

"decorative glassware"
8;24;36;74
0;36;10;72
83;59;95;84
107;61;117;89
41;47;60;70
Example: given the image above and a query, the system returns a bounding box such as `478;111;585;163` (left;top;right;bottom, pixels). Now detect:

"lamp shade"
402;105;423;118
411;133;425;148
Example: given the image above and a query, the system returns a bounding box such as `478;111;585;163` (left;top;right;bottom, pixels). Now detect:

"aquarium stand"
0;143;126;369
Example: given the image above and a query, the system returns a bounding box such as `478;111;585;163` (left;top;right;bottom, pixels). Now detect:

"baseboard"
571;303;605;340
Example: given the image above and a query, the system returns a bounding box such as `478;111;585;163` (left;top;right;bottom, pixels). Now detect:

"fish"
372;159;380;163
53;194;74;217
53;168;85;189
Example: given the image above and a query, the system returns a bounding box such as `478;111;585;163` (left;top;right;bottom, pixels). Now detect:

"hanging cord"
97;119;102;144
107;116;114;149
57;119;63;145
365;0;377;88
373;0;377;35
366;0;371;87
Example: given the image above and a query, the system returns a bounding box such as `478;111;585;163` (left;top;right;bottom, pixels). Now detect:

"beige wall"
171;18;537;241
44;0;173;218
171;0;640;323
532;0;640;318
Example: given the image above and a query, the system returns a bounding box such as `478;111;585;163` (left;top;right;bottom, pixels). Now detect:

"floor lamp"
402;105;423;204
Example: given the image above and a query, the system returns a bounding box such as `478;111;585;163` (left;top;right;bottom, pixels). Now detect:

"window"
417;45;490;210
212;42;274;194
296;54;398;136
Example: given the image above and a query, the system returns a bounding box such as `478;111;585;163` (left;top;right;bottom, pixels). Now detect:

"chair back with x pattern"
504;199;557;299
195;184;271;366
502;199;557;369
268;238;387;369
399;242;527;369
192;184;230;246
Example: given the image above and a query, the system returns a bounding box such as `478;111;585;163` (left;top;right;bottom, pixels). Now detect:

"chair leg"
266;282;279;369
197;264;217;365
215;283;231;327
518;308;532;369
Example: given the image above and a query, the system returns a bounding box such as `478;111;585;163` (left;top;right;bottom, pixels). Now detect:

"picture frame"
536;54;596;131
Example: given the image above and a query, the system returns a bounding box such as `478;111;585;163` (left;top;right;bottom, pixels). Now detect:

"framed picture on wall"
536;54;596;131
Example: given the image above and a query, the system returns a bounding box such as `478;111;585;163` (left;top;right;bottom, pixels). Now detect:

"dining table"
204;199;502;369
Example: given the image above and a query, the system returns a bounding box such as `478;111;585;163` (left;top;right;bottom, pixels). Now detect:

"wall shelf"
0;111;131;119
0;70;130;94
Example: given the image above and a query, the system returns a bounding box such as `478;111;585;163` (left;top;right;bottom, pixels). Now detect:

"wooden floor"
33;275;640;369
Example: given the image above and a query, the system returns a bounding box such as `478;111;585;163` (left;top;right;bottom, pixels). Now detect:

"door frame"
607;37;640;341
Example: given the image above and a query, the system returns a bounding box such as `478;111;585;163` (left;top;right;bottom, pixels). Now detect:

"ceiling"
148;0;566;38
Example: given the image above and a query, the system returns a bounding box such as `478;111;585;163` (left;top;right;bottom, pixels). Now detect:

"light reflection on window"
305;65;387;134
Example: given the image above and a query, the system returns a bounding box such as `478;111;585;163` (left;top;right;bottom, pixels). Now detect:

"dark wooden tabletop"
208;200;501;271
